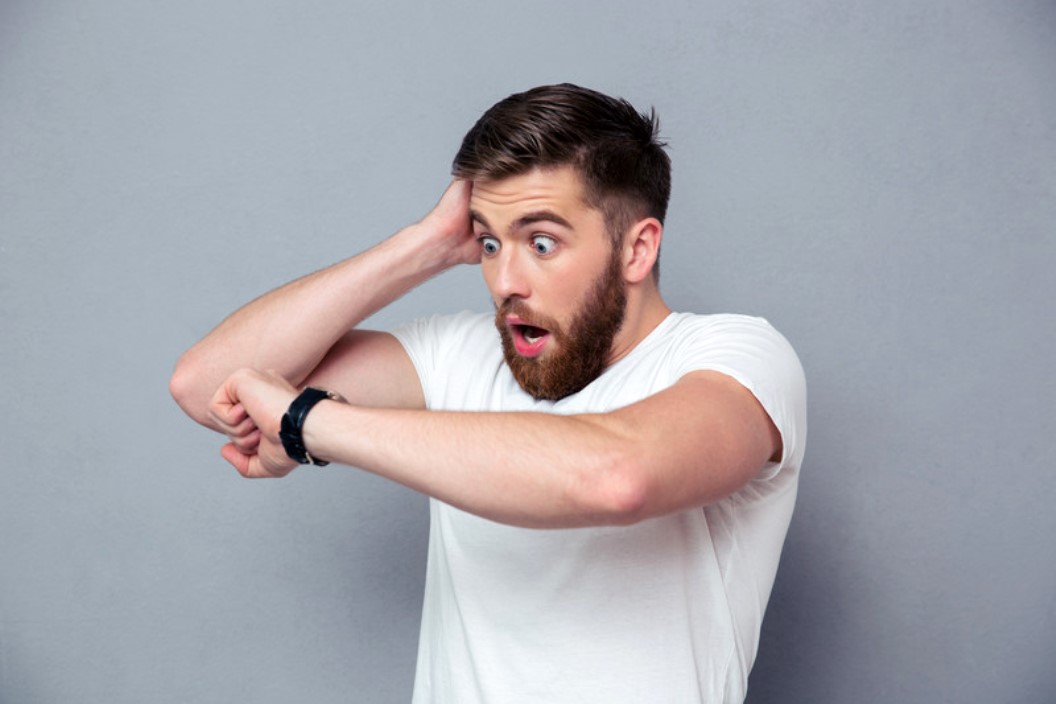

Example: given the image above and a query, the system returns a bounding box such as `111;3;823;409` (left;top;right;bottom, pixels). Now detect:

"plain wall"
2;2;1053;702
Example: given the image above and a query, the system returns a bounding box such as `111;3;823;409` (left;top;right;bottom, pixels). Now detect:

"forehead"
469;166;595;226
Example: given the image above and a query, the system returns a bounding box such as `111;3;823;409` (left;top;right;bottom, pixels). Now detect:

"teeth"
512;321;548;347
518;325;545;344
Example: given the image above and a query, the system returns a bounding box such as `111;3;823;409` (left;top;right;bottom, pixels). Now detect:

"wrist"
401;220;468;272
299;396;356;466
279;388;345;466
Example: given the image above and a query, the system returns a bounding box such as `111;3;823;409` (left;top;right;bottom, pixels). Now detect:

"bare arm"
169;180;479;427
210;368;781;528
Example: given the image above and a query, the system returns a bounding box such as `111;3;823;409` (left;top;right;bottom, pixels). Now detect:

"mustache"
496;298;560;333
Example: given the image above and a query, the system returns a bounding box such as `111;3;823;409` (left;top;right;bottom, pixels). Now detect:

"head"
453;85;671;401
452;83;671;273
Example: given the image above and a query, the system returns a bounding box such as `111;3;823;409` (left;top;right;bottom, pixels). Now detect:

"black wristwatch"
279;387;343;466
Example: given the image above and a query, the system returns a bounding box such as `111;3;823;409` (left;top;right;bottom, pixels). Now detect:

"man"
170;83;806;703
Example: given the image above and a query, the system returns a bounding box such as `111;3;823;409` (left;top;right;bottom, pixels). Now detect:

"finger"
439;177;468;202
227;413;259;439
229;429;261;454
220;442;253;477
226;402;249;425
428;179;471;222
448;178;471;201
221;442;292;479
208;379;248;431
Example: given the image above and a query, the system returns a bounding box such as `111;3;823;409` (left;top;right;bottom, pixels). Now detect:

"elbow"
601;482;650;527
168;354;211;427
576;447;652;526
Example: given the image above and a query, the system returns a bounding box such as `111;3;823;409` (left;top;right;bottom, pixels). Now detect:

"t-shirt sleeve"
672;315;807;481
389;311;491;409
390;314;444;388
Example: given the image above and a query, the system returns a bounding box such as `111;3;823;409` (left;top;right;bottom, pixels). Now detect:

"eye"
530;235;557;256
479;236;501;256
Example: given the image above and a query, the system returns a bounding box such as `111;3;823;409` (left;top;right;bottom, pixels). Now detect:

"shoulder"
663;311;786;341
640;312;801;379
391;311;496;353
389;312;510;409
670;310;803;376
660;311;808;472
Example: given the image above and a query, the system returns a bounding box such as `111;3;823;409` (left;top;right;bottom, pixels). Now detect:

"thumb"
220;442;253;477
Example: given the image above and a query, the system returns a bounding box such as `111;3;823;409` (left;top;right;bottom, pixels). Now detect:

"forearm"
302;401;644;528
295;372;778;527
171;180;478;428
212;369;777;525
171;226;450;427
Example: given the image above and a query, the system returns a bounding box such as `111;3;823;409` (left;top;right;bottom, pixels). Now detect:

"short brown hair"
452;84;671;254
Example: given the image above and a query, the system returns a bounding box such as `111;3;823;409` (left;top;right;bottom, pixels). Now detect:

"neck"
607;281;670;366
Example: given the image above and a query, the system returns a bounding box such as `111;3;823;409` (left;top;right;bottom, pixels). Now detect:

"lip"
506;315;550;358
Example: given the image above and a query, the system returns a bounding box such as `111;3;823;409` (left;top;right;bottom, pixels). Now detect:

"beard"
495;247;627;401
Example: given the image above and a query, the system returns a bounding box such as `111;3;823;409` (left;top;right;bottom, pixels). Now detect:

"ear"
622;217;663;284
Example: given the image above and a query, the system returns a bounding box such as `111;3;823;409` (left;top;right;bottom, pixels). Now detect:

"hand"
209;368;299;478
415;179;480;268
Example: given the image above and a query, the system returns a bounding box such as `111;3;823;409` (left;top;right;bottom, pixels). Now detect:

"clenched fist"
209;368;299;478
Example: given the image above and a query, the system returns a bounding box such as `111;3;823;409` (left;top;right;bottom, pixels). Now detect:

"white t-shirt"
392;311;807;704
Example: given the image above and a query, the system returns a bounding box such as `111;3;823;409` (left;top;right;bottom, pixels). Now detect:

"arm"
169;180;479;428
211;367;781;528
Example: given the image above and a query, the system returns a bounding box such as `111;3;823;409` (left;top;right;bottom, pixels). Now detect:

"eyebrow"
470;209;573;234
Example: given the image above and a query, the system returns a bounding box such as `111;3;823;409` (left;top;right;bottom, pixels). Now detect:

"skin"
171;167;781;528
471;168;672;368
475;169;631;400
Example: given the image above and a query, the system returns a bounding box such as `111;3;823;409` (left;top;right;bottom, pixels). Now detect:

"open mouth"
519;325;547;344
509;320;551;357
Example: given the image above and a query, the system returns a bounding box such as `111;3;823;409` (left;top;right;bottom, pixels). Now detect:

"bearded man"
170;83;807;704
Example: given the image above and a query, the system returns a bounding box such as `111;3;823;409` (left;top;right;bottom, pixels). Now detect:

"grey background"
1;1;1053;702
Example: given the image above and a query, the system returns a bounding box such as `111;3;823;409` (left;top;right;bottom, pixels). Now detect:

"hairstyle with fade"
452;83;671;275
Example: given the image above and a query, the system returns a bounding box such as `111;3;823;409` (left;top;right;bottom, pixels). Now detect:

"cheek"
479;263;500;300
544;278;588;326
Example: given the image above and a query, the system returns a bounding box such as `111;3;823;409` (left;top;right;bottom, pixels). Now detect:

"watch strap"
280;387;340;466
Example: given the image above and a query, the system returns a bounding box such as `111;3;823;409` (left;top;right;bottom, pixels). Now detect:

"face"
470;167;628;401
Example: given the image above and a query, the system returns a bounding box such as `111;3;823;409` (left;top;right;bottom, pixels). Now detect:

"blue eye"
531;235;556;255
479;236;501;256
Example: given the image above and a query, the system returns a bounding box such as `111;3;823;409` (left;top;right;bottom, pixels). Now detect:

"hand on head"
416;179;480;268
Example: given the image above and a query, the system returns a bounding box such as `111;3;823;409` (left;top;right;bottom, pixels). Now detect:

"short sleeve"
390;313;450;388
389;311;501;411
671;315;807;481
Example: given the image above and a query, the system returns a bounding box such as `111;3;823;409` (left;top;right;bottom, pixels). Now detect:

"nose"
488;248;531;303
